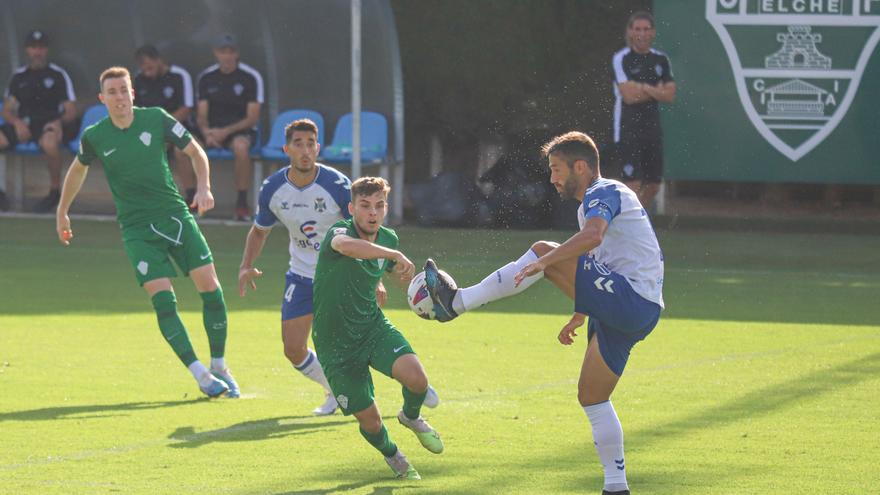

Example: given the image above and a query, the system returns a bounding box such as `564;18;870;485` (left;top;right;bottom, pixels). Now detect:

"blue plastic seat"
260;109;325;163
321;111;388;165
68;104;109;154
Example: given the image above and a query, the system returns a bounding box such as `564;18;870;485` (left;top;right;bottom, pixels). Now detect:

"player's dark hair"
134;44;161;61
99;66;131;89
351;176;390;199
284;119;319;143
541;132;600;172
627;11;655;29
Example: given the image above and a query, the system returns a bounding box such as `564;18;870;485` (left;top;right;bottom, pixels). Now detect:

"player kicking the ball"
312;177;443;480
425;132;664;495
56;67;239;399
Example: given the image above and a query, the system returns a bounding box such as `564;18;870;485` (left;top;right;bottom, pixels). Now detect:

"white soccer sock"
210;357;227;372
188;361;214;388
584;401;628;492
457;248;543;312
294;349;332;393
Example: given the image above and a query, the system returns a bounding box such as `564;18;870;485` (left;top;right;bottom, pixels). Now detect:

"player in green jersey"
312;177;443;480
55;67;239;398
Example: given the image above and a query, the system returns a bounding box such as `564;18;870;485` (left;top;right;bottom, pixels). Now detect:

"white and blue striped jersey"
577;178;664;308
254;164;352;278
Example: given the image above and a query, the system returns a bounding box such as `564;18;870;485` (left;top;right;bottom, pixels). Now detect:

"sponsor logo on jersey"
280;201;290;210
139;132;152;146
172;122;186;138
707;0;880;161
333;227;347;235
314;197;326;212
300;220;318;239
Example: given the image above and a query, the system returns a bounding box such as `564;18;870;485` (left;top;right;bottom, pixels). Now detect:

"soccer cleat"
384;450;421;480
423;259;459;322
312;393;338;416
423;385;440;409
397;410;444;454
200;375;230;398
234;205;252;222
211;368;240;398
601;491;630;495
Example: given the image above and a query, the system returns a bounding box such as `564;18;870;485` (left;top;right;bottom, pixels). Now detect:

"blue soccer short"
281;271;314;321
574;255;662;376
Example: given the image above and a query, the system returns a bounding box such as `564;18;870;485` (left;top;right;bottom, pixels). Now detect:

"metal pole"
351;0;362;179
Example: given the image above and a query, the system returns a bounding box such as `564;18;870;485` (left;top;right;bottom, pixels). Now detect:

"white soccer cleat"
384;449;421;480
423;385;440;409
312;393;338;416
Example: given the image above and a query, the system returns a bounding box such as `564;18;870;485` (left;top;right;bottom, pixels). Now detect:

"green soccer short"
121;213;213;286
320;325;415;416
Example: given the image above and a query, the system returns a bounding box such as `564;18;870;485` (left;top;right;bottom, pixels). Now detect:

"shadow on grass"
633;351;880;448
0;399;198;422
428;352;879;494
167;415;355;448
273;482;416;495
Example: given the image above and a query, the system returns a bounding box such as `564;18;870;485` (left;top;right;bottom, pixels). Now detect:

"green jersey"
77;107;192;229
312;219;398;363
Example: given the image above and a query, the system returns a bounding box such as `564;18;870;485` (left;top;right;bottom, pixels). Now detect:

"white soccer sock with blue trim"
456;248;543;313
294;348;331;393
584;400;628;492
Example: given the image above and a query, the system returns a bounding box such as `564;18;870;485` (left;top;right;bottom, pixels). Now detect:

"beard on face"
558;175;580;200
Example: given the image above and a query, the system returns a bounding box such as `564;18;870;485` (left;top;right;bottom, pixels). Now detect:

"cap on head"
213;33;238;50
25;30;49;47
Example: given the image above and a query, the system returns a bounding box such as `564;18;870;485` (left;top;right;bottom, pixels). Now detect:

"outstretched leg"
425;240;578;321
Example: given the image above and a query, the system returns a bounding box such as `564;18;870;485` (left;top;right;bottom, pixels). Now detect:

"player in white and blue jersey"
237;119;351;415
424;132;662;495
238;119;439;415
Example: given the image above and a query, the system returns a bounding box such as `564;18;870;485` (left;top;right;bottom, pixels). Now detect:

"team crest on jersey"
43;77;54;89
163;86;174;99
335;394;349;409
233;83;244;96
707;1;880;161
139;132;152;146
314;197;326;212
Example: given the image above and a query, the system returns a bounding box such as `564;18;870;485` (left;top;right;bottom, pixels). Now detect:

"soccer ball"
407;271;435;320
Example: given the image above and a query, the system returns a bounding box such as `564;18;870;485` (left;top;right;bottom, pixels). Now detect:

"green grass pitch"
1;216;878;494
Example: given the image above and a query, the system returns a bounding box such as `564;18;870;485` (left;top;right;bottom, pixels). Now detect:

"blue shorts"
574;255;661;376
281;272;314;321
